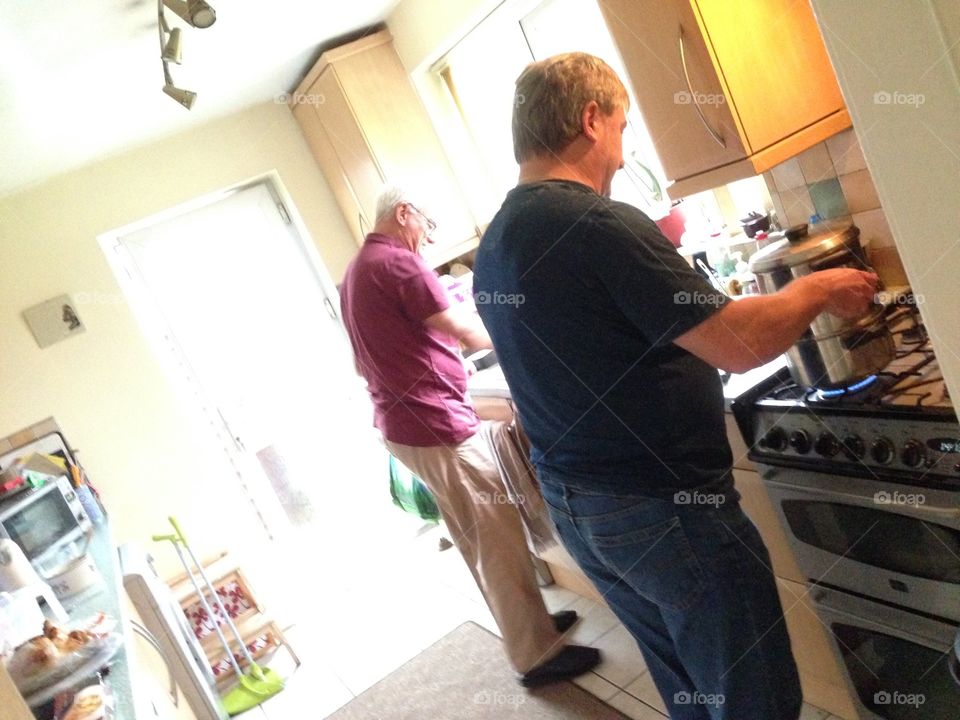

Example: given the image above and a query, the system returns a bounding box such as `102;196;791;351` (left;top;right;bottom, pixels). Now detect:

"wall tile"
797;143;836;183
770;191;788;230
770;157;806;191
809;178;849;220
826;129;868;175
839;169;881;213
852;207;895;248
780;187;815;228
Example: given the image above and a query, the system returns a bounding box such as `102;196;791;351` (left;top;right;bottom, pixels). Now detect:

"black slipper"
519;644;601;688
551;610;580;634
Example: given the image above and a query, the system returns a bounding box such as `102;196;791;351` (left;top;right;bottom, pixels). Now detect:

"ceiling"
0;0;401;198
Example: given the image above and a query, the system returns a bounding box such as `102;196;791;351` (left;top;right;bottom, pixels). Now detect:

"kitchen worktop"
468;357;787;411
18;519;135;719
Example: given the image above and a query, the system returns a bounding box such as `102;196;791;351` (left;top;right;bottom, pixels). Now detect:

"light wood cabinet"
599;0;851;198
290;31;480;268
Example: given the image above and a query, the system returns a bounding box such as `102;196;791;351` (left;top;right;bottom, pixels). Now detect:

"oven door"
813;585;960;720
759;464;960;621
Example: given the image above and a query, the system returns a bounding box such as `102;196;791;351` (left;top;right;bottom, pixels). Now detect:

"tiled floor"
237;522;845;719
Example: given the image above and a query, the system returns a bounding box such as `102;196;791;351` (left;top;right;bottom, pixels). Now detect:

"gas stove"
732;316;960;490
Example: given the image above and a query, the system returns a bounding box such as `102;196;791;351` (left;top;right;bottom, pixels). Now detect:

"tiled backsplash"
762;127;907;286
762;128;895;249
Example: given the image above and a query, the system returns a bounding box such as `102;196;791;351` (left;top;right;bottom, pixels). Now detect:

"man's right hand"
802;268;880;320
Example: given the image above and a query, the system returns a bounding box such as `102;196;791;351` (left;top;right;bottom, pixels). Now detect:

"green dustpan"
221;662;285;715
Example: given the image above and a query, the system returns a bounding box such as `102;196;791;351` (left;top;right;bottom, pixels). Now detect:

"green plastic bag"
388;455;440;521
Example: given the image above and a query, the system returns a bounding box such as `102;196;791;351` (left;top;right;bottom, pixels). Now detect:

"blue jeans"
539;476;802;720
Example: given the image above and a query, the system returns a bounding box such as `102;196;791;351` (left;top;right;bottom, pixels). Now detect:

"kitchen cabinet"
290;31;480;268
598;0;851;199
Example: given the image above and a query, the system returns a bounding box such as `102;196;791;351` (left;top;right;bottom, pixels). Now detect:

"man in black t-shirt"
474;53;877;720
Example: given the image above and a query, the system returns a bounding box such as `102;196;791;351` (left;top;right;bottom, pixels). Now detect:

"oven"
759;464;960;621
731;324;960;717
813;584;958;720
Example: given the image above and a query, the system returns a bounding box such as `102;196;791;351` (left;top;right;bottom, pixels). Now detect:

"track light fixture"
162;63;197;109
162;0;216;29
157;0;211;109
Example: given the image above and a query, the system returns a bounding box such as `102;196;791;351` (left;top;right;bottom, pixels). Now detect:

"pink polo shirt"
339;233;480;447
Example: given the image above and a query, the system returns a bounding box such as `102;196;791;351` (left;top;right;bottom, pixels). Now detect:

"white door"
110;181;387;540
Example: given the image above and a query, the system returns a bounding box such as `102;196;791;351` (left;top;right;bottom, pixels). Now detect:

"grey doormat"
326;622;629;719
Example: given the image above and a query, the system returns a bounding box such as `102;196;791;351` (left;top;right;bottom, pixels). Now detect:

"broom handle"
153;534;245;681
168;517;259;668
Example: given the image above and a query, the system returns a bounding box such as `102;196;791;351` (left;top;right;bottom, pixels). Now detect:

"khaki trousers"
386;424;564;673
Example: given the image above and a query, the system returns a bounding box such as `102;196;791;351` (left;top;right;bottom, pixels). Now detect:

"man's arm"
423;306;493;351
674;268;879;373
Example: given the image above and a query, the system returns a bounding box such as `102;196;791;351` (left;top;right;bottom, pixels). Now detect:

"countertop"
468;357;787;412
25;518;135;719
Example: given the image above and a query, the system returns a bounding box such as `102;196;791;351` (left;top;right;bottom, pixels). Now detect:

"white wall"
811;0;960;404
388;0;502;72
0;102;357;574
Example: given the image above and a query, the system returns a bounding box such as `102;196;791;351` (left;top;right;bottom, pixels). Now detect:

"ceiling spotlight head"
163;0;216;28
163;84;197;109
162;27;182;64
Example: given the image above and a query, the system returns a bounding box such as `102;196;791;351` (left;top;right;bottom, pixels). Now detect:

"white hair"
375;184;409;223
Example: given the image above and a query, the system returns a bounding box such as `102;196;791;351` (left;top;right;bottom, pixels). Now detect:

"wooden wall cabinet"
290;31;480;268
599;0;851;199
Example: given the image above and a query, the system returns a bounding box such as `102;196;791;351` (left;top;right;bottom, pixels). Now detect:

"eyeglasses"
406;203;437;235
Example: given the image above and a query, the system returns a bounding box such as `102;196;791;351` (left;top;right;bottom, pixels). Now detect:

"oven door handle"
764;478;960;521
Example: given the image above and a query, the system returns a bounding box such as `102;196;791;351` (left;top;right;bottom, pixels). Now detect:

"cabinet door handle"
678;25;727;148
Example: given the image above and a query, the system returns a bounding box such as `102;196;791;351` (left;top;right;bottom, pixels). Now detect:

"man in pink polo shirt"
339;185;600;687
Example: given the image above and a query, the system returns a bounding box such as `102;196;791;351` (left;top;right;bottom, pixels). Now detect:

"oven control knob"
842;435;865;461
871;438;895;465
901;440;926;468
762;427;788;452
788;430;811;454
815;433;841;458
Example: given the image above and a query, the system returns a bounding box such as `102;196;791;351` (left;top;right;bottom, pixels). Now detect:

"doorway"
105;178;395;553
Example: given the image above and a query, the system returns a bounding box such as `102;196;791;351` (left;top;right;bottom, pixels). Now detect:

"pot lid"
749;223;861;273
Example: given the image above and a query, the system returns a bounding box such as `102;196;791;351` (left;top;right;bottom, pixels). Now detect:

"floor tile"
607;690;668;719
565;597;622;646
622;671;667;715
541;584;581;612
799;703;831;719
571;671;621;702
591;623;649;689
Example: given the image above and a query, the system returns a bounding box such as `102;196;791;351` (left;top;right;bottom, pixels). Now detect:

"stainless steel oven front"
757;463;960;622
812;584;959;719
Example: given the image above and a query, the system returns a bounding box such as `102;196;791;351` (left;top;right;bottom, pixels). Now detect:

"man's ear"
395;203;408;226
581;101;602;142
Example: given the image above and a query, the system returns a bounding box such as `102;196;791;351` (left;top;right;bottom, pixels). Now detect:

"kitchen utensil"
739;211;770;238
696;258;729;296
0;539;43;593
153;517;284;715
44;551;102;599
749;223;893;388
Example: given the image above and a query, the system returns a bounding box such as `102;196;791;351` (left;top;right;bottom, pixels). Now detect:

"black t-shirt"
474;180;734;496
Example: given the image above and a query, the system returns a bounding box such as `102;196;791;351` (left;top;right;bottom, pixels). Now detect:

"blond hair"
512;52;629;163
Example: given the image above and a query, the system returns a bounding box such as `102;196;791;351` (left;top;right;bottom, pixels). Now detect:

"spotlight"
163;0;216;29
162;27;182;64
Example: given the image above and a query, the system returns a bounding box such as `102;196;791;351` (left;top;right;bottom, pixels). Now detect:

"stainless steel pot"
749;223;894;388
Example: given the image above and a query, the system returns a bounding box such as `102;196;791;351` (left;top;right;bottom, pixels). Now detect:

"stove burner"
814;374;878;400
